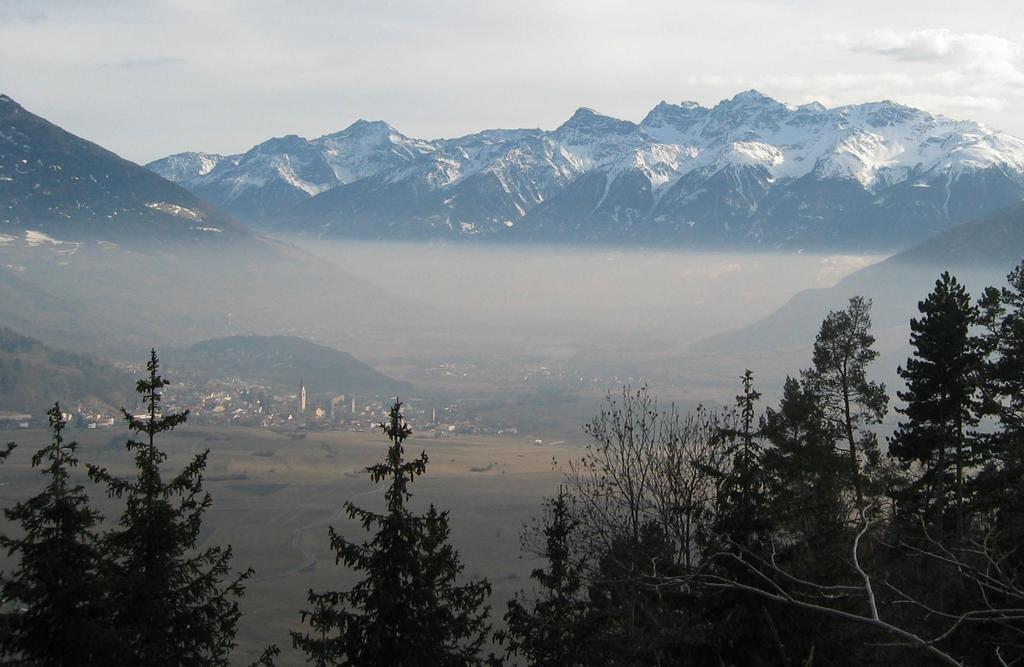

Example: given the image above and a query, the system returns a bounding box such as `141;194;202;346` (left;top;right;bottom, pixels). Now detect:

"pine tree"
979;263;1024;419
0;404;110;666
292;399;493;666
88;350;252;667
890;272;979;542
714;370;769;544
758;378;857;662
700;371;788;666
761;377;847;542
583;521;690;665
974;262;1024;569
502;490;590;667
802;296;888;507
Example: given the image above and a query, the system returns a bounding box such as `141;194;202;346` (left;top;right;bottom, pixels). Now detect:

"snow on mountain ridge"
146;91;1024;245
636;95;1024;191
316;119;436;184
148;152;237;183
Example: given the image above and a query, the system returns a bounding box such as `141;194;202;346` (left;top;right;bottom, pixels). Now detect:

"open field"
0;424;584;665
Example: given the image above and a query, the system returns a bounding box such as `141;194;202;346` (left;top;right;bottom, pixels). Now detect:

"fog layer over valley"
295;241;895;415
299;240;879;350
0;233;881;410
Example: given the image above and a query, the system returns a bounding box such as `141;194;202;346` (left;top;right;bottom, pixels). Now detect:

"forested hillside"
0;327;129;414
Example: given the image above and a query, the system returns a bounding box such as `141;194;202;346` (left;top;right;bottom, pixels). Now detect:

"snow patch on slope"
146;202;205;221
24;230;60;246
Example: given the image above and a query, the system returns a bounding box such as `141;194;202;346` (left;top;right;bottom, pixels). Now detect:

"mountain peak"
841;99;923;128
246;133;311;156
797;101;826;112
728;89;779;105
648;99;703;113
568;106;601;120
146;151;229;181
709;89;789;123
343;118;395;133
640;100;710;137
556;107;637;136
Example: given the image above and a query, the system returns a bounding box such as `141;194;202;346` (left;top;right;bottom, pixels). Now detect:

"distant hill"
891;200;1024;267
174;335;410;396
0;94;251;243
0;327;131;415
688;201;1024;389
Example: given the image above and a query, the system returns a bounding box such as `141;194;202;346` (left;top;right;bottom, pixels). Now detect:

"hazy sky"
2;0;1023;163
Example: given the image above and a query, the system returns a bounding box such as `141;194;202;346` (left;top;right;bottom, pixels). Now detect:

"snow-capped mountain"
149;91;1024;249
149;120;435;223
147;151;235;183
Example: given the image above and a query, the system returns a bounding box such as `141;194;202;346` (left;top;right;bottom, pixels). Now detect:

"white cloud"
851;28;1021;64
842;29;1024;95
787;28;1024;123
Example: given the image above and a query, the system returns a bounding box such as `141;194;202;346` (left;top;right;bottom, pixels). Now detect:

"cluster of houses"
0;408;118;430
1;378;524;439
154;379;522;438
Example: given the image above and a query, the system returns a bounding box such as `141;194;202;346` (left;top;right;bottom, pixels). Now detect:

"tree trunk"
955;412;964;545
936;438;946;545
843;393;863;508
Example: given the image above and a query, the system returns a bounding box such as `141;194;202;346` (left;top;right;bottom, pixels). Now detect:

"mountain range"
4;90;1024;251
149;91;1024;249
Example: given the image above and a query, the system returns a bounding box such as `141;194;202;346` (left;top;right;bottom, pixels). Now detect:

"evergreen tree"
974;261;1024;572
582;521;691;666
0;405;109;666
502;490;590;667
761;377;847;541
714;370;769;544
801;296;888;507
699;371;789;666
292;399;493;666
759;378;858;662
88;350;252;667
978;261;1024;438
889;272;979;542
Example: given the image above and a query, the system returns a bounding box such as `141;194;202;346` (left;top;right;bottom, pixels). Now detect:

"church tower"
299;380;307;415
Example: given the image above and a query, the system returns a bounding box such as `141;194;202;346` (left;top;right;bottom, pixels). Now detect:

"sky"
2;0;1023;164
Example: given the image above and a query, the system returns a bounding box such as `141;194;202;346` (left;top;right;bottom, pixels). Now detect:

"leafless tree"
559;385;732;573
651;504;1024;666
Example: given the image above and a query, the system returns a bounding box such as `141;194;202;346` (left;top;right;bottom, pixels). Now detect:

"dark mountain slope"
0;94;250;243
692;201;1024;368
